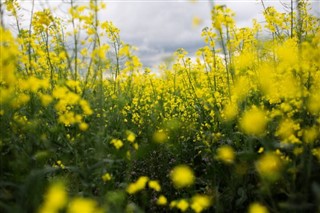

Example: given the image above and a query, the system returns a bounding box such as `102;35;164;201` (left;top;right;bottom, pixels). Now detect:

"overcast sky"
4;0;320;68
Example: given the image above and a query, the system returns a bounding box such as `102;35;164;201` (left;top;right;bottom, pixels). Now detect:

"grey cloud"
6;0;320;69
104;2;212;66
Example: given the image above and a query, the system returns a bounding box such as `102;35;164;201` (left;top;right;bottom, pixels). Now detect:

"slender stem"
28;0;35;74
291;0;294;38
219;29;231;99
0;0;5;29
45;30;55;89
225;23;234;82
296;0;303;44
71;0;78;81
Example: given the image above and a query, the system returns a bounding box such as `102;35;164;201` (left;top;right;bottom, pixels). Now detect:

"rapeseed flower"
152;129;168;144
170;165;195;188
110;139;123;150
67;197;102;213
312;148;320;162
256;152;282;181
176;199;189;212
79;122;89;131
240;106;268;136
248;202;269;213
38;182;67;213
216;145;235;164
156;195;167;205
192;16;203;27
276;118;300;144
190;194;212;213
126;176;149;194
102;173;112;182
303;126;318;143
148;180;161;191
39;94;53;106
126;130;136;143
308;93;320;114
223;103;238;121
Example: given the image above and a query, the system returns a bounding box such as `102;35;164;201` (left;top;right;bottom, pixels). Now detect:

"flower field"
1;0;320;212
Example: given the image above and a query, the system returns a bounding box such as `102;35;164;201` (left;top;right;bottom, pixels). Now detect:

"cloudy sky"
4;0;320;68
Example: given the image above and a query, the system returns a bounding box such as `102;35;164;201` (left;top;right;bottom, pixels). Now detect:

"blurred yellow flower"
248;202;269;213
256;153;282;181
56;160;65;169
153;129;168;143
110;139;123;150
258;147;264;154
170;165;195;188
176;199;189;212
126;130;136;143
67;197;102;213
102;172;112;182
222;103;238;121
312;148;320;162
276;118;300;144
192;16;203;27
240;106;268;136
170;200;177;208
148;180;161;191
38;182;67;213
79;122;89;131
133;143;139;150
303;126;318;143
216;145;235;164
190;194;212;213
308;93;320;114
156;195;167;205
126;176;149;194
39;94;53;106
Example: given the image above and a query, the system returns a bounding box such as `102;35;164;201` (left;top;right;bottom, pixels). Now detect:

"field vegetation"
1;0;320;212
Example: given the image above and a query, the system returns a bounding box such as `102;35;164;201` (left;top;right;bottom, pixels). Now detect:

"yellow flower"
216;145;235;164
170;200;177;208
110;139;123;150
258;147;264;154
293;147;303;156
53;86;68;99
79;122;89;131
39;94;53;106
190;194;212;213
176;199;189;212
39;182;67;213
67;197;102;213
156;195;167;205
12;93;30;109
192;16;203;27
148;180;161;191
223;103;238;121
276;118;300;144
312;148;320;162
240;106;268;136
126;176;149;194
126;130;136;143
256;153;282;181
303;126;318;143
133;143;139;150
56;160;65;169
102;173;112;182
79;100;93;116
308;93;320;114
170;165;195;188
248;202;269;213
152;129;168;143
